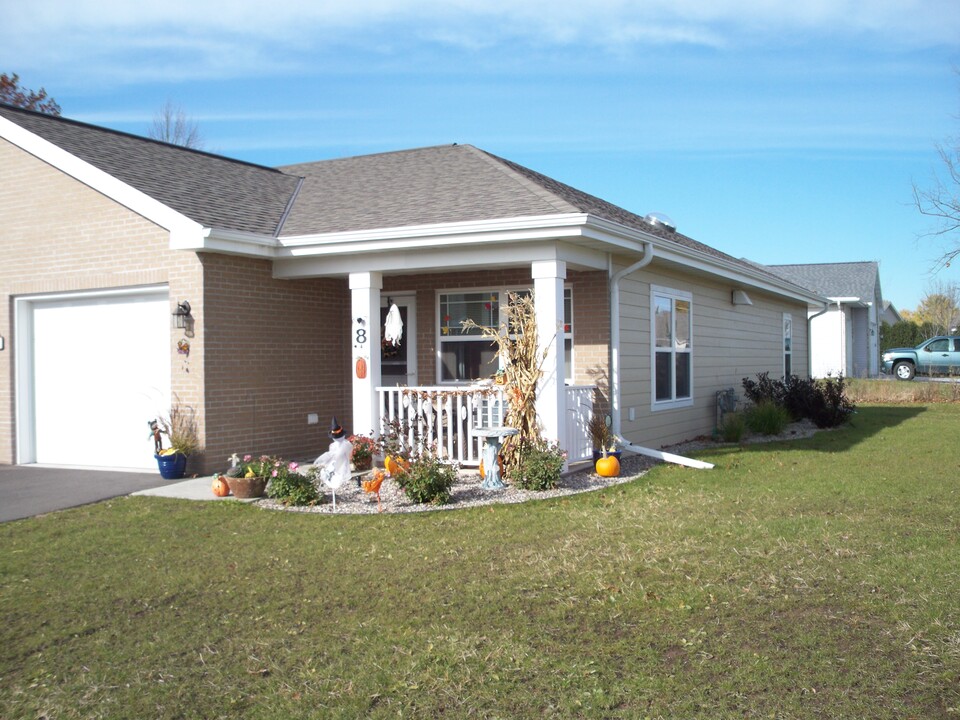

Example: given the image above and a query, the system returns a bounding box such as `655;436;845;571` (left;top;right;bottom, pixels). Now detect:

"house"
0;103;826;474
880;300;902;327
764;262;884;378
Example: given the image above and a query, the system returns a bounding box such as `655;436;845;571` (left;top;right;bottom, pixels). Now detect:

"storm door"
380;294;418;386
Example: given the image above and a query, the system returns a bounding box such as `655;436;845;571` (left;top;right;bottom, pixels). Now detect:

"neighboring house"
765;262;884;378
880;300;902;327
0;103;825;474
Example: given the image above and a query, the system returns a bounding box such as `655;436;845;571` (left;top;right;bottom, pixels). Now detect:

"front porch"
376;384;596;466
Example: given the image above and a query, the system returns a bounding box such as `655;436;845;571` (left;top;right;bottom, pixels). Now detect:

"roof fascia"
273;239;608;278
652;243;827;306
0;115;205;248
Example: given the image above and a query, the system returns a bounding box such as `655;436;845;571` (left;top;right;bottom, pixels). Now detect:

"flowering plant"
229;454;299;479
348;435;380;465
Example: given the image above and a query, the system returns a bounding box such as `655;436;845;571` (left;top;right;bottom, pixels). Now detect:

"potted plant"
154;398;199;480
587;414;620;463
348;434;379;472
224;454;277;499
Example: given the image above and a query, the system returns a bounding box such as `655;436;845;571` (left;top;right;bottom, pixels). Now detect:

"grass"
848;377;960;404
2;404;960;718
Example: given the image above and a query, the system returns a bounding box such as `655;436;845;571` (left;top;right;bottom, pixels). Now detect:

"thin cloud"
4;0;958;86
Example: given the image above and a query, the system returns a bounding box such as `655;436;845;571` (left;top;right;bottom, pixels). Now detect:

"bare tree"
148;100;203;149
914;139;960;271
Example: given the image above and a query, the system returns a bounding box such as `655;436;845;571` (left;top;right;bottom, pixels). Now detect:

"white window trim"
436;285;573;384
650;285;694;411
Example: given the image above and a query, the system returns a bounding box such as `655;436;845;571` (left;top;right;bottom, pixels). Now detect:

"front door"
380;295;417;386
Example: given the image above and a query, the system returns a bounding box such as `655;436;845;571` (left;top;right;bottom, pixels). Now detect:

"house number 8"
355;328;367;345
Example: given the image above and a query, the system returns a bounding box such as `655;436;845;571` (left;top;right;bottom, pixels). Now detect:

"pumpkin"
355;357;367;379
211;475;231;497
595;454;621;478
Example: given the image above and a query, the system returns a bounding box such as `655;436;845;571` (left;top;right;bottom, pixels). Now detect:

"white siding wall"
617;262;810;450
809;306;844;378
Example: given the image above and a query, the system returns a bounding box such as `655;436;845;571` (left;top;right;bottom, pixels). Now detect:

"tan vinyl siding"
617;261;810;449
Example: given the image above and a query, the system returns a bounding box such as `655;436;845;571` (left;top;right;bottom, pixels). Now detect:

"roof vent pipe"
609;243;654;438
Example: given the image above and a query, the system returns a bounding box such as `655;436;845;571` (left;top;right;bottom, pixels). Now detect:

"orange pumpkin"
212;475;231;497
595;454;620;477
356;357;367;379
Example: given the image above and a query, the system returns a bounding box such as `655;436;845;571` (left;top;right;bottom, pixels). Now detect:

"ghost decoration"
384;303;403;347
313;416;352;508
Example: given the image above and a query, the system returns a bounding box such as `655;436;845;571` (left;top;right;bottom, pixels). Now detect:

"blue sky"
4;1;960;311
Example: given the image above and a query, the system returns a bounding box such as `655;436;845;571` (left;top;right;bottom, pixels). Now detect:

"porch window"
651;285;693;408
783;313;793;378
438;288;575;383
439;292;500;382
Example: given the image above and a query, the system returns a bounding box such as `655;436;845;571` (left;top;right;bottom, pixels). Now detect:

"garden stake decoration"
313;416;352;509
362;469;386;512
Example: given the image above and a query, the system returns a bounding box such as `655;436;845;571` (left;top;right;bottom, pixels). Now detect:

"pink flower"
272;469;279;477
243;454;252;462
288;461;299;472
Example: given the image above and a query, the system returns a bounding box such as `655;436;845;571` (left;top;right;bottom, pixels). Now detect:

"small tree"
915;279;960;336
0;72;60;115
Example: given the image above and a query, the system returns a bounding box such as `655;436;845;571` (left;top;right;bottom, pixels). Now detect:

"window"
783;313;793;378
651;286;692;407
439;292;500;382
438;287;575;383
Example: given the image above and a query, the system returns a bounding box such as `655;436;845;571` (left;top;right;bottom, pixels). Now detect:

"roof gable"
0;103;300;236
766;261;880;300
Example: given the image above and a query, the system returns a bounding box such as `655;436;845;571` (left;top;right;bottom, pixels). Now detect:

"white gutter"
609;244;653;437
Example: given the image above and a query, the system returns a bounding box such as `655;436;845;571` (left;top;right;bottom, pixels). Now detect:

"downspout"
609;244;653;438
608;243;713;470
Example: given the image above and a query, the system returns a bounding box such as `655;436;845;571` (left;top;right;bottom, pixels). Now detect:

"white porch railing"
376;384;595;467
564;385;595;464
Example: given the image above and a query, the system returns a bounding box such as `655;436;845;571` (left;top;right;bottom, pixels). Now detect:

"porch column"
532;260;566;449
349;272;382;436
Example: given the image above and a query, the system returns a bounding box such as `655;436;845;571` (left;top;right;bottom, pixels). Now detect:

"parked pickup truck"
881;336;960;380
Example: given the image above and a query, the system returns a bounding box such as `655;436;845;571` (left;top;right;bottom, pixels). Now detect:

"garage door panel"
31;292;171;469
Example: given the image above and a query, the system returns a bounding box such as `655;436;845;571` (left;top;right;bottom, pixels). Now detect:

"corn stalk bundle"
461;291;550;472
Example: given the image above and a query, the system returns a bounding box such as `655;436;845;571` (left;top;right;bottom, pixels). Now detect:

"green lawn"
2;404;959;718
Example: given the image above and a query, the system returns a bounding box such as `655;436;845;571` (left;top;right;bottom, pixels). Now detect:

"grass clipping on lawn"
461;290;549;472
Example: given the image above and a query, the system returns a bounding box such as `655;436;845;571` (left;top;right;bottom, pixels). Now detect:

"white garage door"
22;289;171;470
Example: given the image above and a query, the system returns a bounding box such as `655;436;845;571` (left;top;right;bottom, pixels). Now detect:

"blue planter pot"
155;453;188;480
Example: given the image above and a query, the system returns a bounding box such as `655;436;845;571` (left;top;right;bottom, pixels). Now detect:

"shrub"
741;372;785;407
718;411;747;443
806;374;855;428
265;461;321;506
511;441;566;491
782;375;818;421
394;451;456;505
744;400;791;436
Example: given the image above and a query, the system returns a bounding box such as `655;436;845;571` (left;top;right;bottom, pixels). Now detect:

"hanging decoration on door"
382;302;404;358
384;303;403;347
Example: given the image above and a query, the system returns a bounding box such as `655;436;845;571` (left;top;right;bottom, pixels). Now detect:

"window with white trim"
438;288;574;383
783;313;793;378
651;286;693;407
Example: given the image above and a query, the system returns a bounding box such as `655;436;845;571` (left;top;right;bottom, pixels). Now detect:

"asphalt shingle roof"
765;262;879;300
0;104;817;296
0;103;300;235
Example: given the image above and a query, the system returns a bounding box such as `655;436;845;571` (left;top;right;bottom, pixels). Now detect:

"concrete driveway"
0;464;176;522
